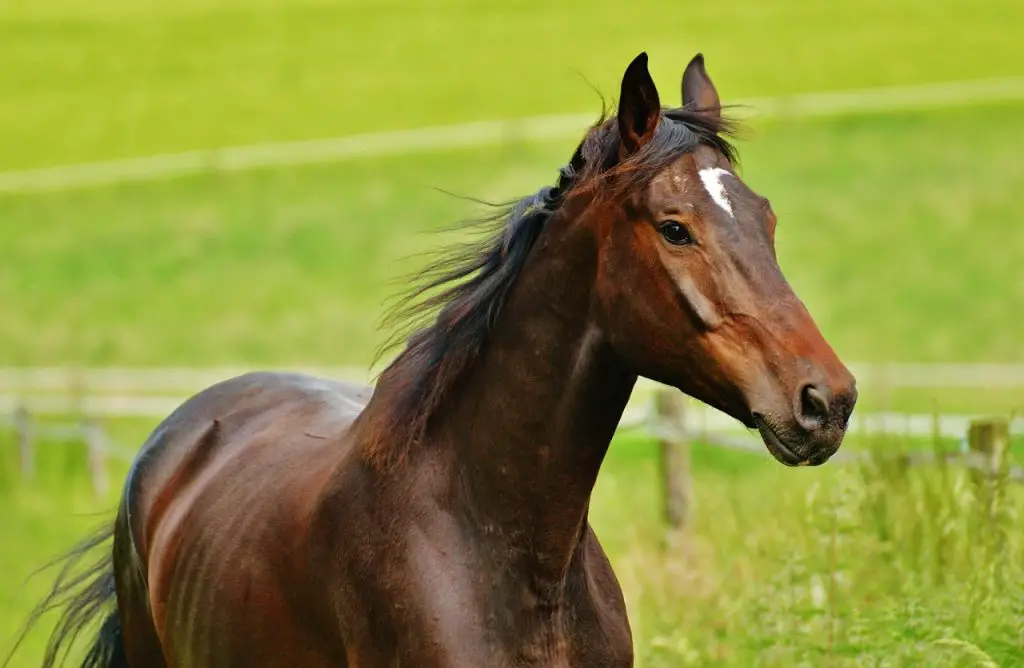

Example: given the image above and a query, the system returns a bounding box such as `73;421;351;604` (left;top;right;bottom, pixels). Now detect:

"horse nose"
794;378;857;431
795;383;831;431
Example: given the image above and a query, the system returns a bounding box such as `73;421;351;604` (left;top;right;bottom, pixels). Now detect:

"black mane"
363;107;737;465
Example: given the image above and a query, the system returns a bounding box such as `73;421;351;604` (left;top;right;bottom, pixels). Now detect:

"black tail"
4;523;127;668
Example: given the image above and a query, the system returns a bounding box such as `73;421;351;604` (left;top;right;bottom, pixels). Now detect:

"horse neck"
432;212;637;584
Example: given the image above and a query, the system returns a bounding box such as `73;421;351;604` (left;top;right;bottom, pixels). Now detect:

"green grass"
596;435;1024;667
3;103;1023;417
1;2;1022;417
3;0;1024;664
1;0;1021;169
2;430;1022;667
0;436;123;668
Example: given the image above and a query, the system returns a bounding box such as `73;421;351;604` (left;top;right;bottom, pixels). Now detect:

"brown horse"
9;52;856;667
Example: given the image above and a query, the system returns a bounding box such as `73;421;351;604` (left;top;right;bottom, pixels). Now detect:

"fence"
1;365;1022;501
648;390;1024;530
0;406;127;496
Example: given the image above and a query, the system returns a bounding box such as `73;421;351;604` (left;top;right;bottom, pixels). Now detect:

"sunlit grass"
2;425;1022;667
593;433;1024;667
3;0;1022;664
2;104;1023;397
1;0;1021;169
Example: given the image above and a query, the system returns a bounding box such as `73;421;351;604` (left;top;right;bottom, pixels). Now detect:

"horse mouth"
752;413;813;467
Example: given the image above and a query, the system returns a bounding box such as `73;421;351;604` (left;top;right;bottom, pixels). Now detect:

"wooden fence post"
654;389;691;529
967;418;1010;482
14;404;34;480
84;419;110;497
967;417;1010;539
968;416;1011;565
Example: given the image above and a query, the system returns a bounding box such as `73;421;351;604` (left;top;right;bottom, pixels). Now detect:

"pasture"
3;102;1023;414
2;431;1022;667
1;0;1023;665
2;0;1022;170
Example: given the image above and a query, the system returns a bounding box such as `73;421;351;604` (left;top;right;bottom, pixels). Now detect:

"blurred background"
1;0;1022;666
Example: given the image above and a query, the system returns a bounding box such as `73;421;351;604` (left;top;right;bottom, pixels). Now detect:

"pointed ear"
681;53;721;120
617;52;661;156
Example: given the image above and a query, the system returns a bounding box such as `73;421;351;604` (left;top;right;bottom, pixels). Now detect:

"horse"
8;52;857;667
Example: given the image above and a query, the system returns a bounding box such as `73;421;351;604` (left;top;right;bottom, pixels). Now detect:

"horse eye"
658;221;694;246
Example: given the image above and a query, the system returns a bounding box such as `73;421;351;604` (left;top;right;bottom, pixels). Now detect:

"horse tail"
4;522;128;668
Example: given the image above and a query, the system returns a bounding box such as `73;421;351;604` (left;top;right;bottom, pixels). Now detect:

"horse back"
120;371;369;665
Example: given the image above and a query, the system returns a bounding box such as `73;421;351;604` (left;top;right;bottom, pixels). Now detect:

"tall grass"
2;430;1022;666
614;434;1024;667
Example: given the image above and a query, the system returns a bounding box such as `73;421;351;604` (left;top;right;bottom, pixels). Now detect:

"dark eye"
658;221;694;246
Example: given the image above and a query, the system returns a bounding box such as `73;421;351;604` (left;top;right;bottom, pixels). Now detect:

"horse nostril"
836;384;858;427
798;384;831;428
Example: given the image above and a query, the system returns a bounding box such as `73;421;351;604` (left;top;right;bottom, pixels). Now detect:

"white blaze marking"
698;167;733;216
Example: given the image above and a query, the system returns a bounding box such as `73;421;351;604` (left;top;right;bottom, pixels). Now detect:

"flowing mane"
362;107;738;466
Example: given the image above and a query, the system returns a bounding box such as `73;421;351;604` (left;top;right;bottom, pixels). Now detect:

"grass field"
3;102;1023;415
2;0;1024;664
2;0;1022;170
3;103;1023;364
1;431;1022;667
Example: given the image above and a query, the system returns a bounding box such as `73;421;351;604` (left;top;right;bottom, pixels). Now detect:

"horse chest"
409;538;632;667
485;584;634;668
338;520;633;668
390;585;632;668
527;601;633;668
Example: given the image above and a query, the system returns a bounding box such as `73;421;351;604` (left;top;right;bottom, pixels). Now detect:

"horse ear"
681;53;721;120
617;52;661;156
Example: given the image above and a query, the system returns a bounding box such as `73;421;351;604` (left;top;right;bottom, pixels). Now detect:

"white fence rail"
1;364;1021;466
2;364;1022;426
1;364;1022;434
3;362;1022;395
1;365;1022;500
